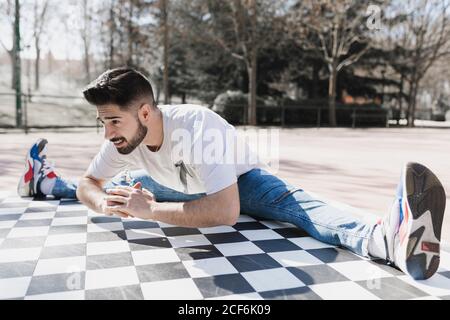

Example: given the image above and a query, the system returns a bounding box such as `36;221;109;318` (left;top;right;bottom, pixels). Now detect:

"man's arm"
105;183;240;227
76;174;107;214
153;183;240;227
76;174;129;219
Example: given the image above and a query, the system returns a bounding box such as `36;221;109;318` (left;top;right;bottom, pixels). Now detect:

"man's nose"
104;125;115;140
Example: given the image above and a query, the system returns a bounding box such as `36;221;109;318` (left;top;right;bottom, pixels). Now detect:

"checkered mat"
1;196;450;300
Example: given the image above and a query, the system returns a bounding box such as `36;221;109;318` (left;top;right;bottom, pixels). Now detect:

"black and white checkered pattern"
1;194;450;300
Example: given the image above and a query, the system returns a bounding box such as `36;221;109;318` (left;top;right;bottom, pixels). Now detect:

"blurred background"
1;0;450;129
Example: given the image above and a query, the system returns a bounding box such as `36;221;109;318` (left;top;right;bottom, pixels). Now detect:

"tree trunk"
162;0;170;104
11;20;17;90
405;91;411;126
127;3;134;66
311;61;319;99
398;73;404;124
35;43;40;90
328;65;337;127
84;44;90;83
406;79;413;127
14;0;22;128
11;52;16;90
108;4;115;68
48;50;53;73
408;82;418;128
82;0;91;83
247;48;257;126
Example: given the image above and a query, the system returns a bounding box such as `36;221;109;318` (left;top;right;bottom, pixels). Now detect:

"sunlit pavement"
1;126;449;242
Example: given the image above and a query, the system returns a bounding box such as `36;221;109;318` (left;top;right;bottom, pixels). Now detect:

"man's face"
97;104;148;155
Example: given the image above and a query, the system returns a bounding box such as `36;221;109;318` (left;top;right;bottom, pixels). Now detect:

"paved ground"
2;199;450;300
1;127;449;241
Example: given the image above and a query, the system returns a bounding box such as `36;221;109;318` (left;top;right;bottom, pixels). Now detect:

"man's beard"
112;120;148;155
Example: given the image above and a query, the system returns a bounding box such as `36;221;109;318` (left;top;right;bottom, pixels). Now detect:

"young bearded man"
18;67;447;280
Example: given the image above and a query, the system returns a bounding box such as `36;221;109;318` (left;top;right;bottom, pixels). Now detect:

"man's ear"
138;103;153;122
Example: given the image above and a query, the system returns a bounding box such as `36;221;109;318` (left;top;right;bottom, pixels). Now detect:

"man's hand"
100;194;129;218
103;182;155;220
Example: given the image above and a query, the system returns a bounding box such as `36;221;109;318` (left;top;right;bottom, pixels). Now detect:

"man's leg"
17;138;75;199
237;166;446;280
237;168;374;257
18;139;204;202
33;169;205;202
50;177;78;199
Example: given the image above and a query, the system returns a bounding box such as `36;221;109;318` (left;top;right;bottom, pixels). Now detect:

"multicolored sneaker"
17;138;49;197
380;162;446;280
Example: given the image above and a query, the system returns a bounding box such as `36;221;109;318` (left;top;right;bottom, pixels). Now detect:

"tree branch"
336;44;370;72
318;33;331;64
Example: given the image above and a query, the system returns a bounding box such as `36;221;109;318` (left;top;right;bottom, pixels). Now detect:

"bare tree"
174;0;276;125
95;0;119;69
80;0;92;83
393;0;450;127
421;59;450;114
213;0;275;125
111;0;154;67
228;0;259;125
231;0;263;125
108;2;116;69
0;0;16;89
160;0;170;104
117;1;135;66
95;0;158;77
288;0;373;126
32;0;49;90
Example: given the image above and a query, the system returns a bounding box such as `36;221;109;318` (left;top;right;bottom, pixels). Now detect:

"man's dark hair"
83;67;155;109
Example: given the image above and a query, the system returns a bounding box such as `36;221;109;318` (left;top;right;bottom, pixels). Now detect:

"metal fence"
218;104;390;128
1;92;391;133
0;92;100;133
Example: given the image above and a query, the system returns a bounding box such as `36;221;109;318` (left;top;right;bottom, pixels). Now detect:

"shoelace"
41;158;56;177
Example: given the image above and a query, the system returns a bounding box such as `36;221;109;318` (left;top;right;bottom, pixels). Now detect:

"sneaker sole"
17;138;48;197
399;162;446;280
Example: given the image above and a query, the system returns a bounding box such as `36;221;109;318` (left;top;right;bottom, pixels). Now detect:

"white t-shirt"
87;104;267;195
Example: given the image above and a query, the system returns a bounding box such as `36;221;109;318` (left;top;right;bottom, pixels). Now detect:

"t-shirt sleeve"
189;109;238;195
86;141;129;180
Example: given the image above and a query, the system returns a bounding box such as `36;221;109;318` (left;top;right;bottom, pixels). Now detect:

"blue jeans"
52;168;374;257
